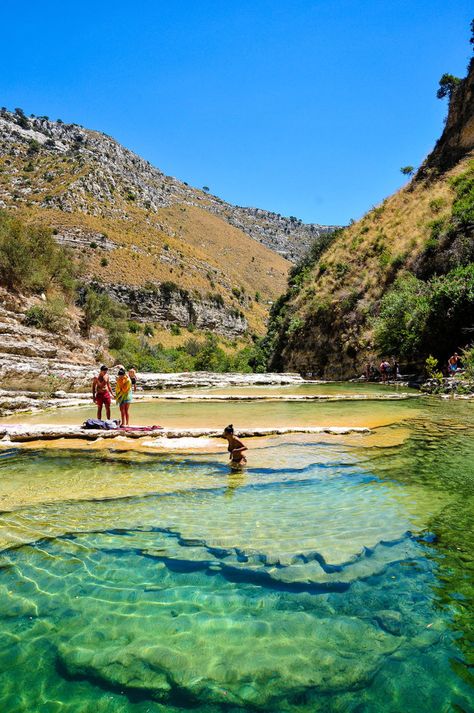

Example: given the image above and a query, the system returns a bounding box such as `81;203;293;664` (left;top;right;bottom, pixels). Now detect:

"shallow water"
3;381;422;430
0;390;473;711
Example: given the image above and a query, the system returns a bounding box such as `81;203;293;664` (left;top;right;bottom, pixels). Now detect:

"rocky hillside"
0;109;336;338
268;57;474;378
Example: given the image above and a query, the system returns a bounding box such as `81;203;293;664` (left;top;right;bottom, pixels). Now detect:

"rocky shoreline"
0;424;371;443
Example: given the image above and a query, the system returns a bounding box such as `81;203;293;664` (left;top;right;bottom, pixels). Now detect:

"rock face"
0;110;338;263
85;282;248;334
419;57;474;177
0;288;99;396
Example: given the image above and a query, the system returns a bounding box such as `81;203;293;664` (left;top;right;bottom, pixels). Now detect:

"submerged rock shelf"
0;425;370;443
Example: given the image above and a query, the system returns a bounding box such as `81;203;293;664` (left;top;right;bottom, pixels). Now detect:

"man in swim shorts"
92;365;115;420
448;353;461;374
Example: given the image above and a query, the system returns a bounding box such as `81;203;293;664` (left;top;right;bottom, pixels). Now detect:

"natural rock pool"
0;385;472;711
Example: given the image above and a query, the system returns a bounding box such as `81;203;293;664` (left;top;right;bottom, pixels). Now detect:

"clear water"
3;382;421;429
0;392;473;711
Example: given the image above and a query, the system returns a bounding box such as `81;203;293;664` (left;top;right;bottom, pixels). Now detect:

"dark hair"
118;368;126;376
224;424;234;434
100;365;108;371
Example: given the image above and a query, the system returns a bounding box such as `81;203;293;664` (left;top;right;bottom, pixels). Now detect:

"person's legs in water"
123;402;130;426
119;403;125;426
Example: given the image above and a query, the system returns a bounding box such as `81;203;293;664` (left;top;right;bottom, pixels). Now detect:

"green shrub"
429;197;446;213
374;265;474;361
425;355;443;380
373;274;430;358
80;288;129;338
0;211;77;294
193;333;229;371
25;297;69;332
170;323;181;335
287;316;303;334
160;281;178;299
208;292;224;307
334;261;349;278
462;345;474;380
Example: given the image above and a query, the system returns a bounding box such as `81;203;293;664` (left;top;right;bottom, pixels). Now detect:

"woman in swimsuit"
116;366;133;426
222;424;247;466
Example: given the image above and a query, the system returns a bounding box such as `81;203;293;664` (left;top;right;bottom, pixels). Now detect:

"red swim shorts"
96;392;111;407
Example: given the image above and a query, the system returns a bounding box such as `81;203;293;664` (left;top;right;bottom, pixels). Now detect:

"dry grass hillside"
8;202;287;336
0;113;301;337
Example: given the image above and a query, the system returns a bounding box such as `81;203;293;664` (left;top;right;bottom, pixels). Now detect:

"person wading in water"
92;365;115;420
222;425;248;466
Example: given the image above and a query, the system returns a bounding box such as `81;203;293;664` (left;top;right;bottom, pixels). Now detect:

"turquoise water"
0;397;473;711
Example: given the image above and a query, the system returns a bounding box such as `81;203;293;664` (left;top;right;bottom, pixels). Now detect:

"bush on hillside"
80;288;129;346
374;274;431;358
194;333;229;371
25;297;70;333
462;344;474;379
0;211;77;294
374;266;474;361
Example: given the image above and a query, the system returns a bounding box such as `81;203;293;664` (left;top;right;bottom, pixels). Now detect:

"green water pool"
0;393;473;711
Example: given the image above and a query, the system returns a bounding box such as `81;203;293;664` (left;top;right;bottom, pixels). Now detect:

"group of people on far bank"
365;359;400;383
92;365;137;426
365;351;463;383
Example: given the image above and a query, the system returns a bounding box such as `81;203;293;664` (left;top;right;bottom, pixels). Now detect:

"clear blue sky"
3;1;472;225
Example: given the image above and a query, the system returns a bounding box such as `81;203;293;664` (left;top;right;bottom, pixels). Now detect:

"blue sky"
3;1;472;225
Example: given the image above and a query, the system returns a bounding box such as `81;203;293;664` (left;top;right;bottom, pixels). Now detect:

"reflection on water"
0;396;473;711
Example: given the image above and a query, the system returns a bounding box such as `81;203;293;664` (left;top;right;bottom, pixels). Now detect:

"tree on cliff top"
436;73;461;101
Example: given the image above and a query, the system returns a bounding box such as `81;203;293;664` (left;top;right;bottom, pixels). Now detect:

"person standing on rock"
92;365;115;420
116;365;133;426
128;365;137;392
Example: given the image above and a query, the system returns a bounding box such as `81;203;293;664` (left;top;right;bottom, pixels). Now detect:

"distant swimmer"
222;424;248;466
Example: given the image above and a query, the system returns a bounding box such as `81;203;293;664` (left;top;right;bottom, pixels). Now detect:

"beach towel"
82;419;120;430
